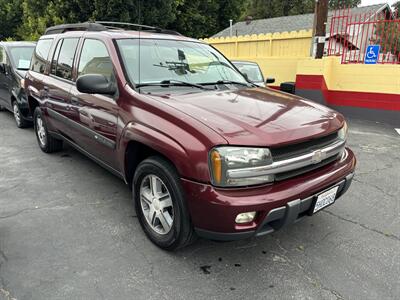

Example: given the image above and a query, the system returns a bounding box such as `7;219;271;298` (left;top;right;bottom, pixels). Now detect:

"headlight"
209;147;273;187
338;121;348;141
20;78;25;88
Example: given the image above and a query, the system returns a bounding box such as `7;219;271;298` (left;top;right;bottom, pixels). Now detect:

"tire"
12;101;31;128
33;106;63;153
133;156;196;250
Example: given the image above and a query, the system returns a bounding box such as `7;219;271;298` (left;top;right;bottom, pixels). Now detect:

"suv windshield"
9;46;35;70
116;39;248;88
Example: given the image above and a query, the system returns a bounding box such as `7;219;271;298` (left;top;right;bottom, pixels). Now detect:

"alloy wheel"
13;103;21;126
139;174;174;235
36;115;47;147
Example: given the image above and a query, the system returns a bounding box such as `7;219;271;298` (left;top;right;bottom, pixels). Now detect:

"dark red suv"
25;22;356;250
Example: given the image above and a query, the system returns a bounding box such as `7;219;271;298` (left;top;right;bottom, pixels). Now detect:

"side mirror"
266;77;275;84
76;74;116;95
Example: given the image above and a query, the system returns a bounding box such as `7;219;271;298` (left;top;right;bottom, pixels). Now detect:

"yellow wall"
203;30;312;86
203;31;400;94
203;30;313;58
297;57;400;94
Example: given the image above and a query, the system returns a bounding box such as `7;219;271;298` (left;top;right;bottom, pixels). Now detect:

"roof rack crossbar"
43;21;181;36
94;21;182;36
44;22;106;35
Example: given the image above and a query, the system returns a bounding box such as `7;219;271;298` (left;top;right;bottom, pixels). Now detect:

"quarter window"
54;38;79;81
31;39;53;74
78;39;114;80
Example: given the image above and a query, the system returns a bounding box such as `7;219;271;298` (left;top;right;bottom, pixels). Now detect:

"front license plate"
313;186;339;213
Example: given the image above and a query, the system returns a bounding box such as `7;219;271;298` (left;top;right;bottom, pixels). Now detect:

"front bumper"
182;148;356;241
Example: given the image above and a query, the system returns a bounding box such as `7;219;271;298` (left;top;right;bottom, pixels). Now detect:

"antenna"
138;0;141;86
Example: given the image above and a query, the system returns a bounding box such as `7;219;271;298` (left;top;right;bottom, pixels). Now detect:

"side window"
54;38;79;81
78;39;114;80
31;39;53;74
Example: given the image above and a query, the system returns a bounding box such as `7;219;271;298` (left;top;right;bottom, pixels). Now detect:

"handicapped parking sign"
364;45;380;64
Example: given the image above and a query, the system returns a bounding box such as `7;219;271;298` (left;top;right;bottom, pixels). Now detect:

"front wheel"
33;107;63;153
13;101;30;128
133;156;196;250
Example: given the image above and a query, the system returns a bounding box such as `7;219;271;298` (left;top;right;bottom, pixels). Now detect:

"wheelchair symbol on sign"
364;45;380;64
366;47;377;59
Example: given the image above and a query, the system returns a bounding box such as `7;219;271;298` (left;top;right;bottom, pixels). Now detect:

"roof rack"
43;21;181;36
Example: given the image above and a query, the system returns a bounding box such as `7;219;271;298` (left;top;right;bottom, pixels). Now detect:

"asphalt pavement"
0;111;399;300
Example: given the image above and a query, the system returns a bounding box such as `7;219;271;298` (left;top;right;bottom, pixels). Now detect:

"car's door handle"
44;86;49;91
71;97;79;105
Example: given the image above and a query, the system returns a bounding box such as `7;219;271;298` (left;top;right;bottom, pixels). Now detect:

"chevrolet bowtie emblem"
311;150;326;164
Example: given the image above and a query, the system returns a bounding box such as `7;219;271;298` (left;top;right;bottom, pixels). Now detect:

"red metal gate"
327;7;400;64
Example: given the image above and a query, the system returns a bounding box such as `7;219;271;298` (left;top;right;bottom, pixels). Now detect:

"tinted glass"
233;63;264;82
78;39;113;80
116;39;247;86
31;39;53;74
55;38;79;80
9;47;35;70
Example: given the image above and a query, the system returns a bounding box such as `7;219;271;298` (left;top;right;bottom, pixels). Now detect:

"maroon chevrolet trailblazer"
25;22;356;250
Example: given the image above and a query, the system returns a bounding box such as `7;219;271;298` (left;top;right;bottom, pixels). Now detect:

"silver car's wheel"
139;174;174;235
13;103;21;126
36;114;47;147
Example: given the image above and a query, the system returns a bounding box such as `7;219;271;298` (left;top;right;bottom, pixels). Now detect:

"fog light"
235;211;256;224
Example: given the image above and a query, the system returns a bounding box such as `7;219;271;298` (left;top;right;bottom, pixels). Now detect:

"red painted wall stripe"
296;74;400;111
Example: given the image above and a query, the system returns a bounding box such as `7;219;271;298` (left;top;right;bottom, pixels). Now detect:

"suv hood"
146;88;344;147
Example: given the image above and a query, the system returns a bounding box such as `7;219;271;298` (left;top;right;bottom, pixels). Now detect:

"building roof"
212;3;389;38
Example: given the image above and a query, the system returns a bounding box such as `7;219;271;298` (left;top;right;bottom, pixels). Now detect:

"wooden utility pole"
314;0;329;58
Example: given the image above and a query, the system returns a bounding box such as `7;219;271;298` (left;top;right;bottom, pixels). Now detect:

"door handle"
44;86;49;91
71;97;79;105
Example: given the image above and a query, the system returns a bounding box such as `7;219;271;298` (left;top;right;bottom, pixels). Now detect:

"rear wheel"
33;107;63;153
13;101;30;128
133;156;196;250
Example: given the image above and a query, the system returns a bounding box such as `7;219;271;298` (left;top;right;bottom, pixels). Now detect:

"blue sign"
364;45;380;64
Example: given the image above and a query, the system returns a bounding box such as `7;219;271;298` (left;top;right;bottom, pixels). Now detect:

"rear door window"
52;38;79;81
31;39;53;74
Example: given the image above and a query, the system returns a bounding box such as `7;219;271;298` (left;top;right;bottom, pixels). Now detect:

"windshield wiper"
136;80;213;90
200;80;255;87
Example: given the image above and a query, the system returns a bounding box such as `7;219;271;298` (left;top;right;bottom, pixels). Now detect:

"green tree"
329;0;361;9
0;0;23;40
245;0;315;19
171;0;247;38
245;0;361;20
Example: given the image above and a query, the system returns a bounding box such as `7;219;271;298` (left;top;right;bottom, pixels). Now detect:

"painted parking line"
349;129;395;139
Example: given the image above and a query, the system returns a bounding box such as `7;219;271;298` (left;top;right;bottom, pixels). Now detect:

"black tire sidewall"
13;102;24;128
133;157;190;250
33;107;48;152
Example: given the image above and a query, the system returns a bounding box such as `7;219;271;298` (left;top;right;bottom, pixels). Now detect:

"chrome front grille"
226;132;345;182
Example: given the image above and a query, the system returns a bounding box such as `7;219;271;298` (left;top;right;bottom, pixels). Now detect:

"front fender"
118;121;211;183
